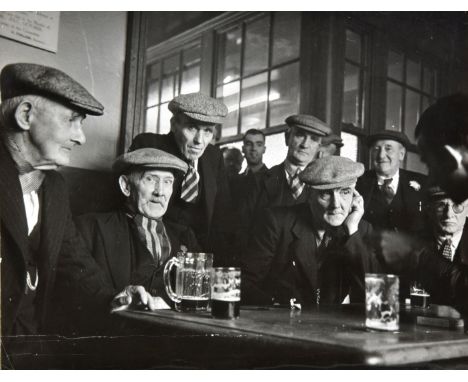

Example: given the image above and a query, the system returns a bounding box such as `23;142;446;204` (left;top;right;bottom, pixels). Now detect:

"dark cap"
367;130;410;148
113;148;188;175
300;156;365;190
427;185;449;201
0;63;104;116
168;93;228;124
322;133;344;148
285;114;331;137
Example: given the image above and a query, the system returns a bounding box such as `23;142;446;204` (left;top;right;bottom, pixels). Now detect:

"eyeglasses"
433;201;465;214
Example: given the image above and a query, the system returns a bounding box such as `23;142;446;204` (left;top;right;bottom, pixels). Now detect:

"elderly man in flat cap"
241;114;331;236
0;63;158;367
60;148;200;335
356;130;429;236
241;156;377;306
129;93;235;265
317;133;344;158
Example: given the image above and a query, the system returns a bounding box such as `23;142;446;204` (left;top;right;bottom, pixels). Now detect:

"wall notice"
0;12;60;53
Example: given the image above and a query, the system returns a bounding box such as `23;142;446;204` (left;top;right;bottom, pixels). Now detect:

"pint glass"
211;267;241;319
365;273;399;331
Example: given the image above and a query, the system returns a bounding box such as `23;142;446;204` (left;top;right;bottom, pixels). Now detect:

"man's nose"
193;130;203;144
153;181;164;195
377;148;386;159
300;136;311;147
71;124;86;145
330;191;340;208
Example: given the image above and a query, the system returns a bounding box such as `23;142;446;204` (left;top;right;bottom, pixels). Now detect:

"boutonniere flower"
180;245;188;253
409;180;421;191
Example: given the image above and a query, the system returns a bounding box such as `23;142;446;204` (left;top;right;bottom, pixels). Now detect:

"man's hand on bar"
110;285;170;313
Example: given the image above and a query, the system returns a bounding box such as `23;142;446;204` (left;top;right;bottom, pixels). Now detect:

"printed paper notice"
0;12;60;53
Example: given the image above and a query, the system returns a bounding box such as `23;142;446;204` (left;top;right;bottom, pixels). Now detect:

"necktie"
440;238;453;261
380;178;395;204
134;215;163;265
289;169;305;200
181;161;199;203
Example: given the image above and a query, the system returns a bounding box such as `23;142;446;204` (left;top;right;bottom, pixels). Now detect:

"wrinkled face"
418;135;468;203
309;185;355;227
171;114;215;161
370;139;405;177
242;133;266;166
28;98;86;167
430;197;468;235
286;126;321;166
122;169;174;220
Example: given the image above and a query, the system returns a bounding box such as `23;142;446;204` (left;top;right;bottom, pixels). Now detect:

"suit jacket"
0;143;116;339
356;169;429;236
129;132;236;265
241;204;377;306
61;210;200;335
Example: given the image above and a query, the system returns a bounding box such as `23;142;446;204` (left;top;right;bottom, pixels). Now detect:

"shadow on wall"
59;167;123;217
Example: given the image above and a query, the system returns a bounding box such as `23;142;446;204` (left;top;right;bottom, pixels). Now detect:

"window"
385;49;438;144
144;43;201;134
215;12;301;140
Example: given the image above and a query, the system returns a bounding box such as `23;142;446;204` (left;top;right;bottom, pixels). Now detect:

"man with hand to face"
356;130;428;236
242;156;376;306
129;93;235;265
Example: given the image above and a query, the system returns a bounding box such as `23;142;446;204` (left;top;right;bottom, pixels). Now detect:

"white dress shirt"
23;191;40;235
376;170;400;194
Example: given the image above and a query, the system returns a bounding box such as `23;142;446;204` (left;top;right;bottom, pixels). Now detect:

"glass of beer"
210;267;241;319
365;273;399;331
410;281;431;308
163;252;213;312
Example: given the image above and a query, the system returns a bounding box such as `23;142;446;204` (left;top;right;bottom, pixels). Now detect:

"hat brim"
309;179;358;190
182;111;224;124
293;124;330;137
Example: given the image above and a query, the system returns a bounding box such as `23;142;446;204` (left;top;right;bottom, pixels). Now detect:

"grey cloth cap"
367;130;410;148
285;114;331;136
113;148;188;175
300;156;365;190
322;133;344;148
0;63;104;116
168;92;228;124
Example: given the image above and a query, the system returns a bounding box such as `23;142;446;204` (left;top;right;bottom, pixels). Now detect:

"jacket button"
8;297;13;303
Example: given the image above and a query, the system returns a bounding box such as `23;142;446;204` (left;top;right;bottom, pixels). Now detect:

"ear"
399;146;406;161
284;128;291;146
14;101;34;131
118;175;132;197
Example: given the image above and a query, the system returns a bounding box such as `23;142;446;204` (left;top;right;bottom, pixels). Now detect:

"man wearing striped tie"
129;93;235;265
67;148;200;335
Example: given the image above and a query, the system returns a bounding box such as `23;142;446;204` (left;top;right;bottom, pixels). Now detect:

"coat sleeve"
241;208;281;305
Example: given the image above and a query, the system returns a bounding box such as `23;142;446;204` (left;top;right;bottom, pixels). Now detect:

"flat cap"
113;148;188;175
300;156;365;190
322;133;344;148
0;63;104;116
285;114;331;136
168;92;228;124
427;185;448;200
367;130;410;148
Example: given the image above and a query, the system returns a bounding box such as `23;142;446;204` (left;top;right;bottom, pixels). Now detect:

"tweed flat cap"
285;114;331;136
0;63;104;116
367;130;410;148
322;133;344;148
168;93;228;124
113;148;188;175
300;156;365;190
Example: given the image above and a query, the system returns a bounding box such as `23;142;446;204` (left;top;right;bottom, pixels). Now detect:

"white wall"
0;11;127;171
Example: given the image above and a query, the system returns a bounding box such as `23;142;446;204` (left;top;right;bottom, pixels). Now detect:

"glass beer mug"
163;252;213;312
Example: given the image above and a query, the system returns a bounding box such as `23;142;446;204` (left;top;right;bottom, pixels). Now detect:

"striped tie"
134;215;162;265
289;169;304;200
440;238;453;261
181;161;199;203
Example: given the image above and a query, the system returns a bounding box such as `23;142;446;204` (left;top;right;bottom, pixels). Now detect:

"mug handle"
163;256;181;304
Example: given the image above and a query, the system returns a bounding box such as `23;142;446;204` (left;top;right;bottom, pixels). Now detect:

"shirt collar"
437;229;464;253
377;169;400;192
284;160;306;179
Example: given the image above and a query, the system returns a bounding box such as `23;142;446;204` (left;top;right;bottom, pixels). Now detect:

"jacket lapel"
264;163;286;202
360;171;378;210
290;208;318;291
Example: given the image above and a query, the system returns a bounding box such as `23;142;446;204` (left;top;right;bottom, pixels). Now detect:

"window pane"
181;65;200;94
406;152;428;175
244;16;270;76
405;90;420;144
148;62;160;81
423;66;434;94
345;29;361;63
163;55;179;74
406;59;421;89
340;132;359;162
269;62;300;127
217;27;242;84
183;44;201;67
217;81;240;137
342;63;361;127
272;12;301;66
145;106;158;133
161;75;175;103
240;73;268;132
264;133;288;167
388;50;403;81
385;82;403;131
146;80;159;107
159;102;172;134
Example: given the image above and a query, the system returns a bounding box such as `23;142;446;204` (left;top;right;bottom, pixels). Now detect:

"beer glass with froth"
211;267;241;319
163;252;213;312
